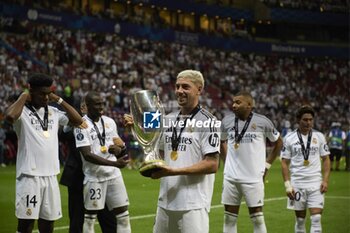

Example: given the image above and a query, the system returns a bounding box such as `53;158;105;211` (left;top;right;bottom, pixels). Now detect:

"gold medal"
303;160;310;166
43;131;50;138
100;145;108;153
170;150;178;161
234;143;239;149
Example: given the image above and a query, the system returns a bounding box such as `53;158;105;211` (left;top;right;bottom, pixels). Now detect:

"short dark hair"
28;73;53;88
84;91;100;105
296;105;315;120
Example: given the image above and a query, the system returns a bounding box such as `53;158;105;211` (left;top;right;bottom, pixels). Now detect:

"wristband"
265;162;272;170
57;97;63;105
284;180;293;193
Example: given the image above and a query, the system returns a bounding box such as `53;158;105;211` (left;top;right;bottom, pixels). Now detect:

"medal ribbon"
171;105;201;152
25;104;48;131
89;117;106;146
234;112;253;145
297;129;312;161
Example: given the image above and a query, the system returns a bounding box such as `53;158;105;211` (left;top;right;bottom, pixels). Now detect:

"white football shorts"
83;176;129;211
153;207;209;233
16;175;62;220
287;186;325;211
221;179;265;207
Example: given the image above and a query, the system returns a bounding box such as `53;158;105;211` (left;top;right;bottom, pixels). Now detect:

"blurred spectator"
328;122;346;171
0;121;6;167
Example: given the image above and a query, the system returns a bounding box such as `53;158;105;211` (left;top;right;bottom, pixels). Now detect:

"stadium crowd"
0;22;349;165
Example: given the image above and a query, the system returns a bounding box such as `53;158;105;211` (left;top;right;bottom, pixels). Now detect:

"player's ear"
197;86;203;95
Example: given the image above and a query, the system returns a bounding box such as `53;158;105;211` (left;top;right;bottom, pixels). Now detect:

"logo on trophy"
130;90;166;177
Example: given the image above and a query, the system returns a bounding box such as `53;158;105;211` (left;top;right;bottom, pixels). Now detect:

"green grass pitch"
0;159;349;232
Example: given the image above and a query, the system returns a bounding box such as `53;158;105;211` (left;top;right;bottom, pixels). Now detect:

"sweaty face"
232;95;252;118
30;87;51;108
298;113;314;134
175;78;201;109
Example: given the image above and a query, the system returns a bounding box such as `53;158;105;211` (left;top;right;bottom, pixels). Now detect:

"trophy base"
139;160;166;177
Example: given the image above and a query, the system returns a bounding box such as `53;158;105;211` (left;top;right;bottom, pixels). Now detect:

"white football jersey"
158;108;220;211
221;112;280;183
281;129;330;188
74;115;121;183
14;105;69;178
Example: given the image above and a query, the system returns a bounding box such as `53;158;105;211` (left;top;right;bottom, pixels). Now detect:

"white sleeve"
110;118;120;138
74;127;91;148
319;133;330;157
220;117;228;141
281;137;292;159
265;118;280;142
56;109;69;126
200;119;221;156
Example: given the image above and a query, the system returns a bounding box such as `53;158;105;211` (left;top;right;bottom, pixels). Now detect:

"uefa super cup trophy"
130;90;166;177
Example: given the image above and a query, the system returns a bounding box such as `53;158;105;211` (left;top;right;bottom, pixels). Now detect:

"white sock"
250;212;267;233
116;210;131;233
223;211;238;233
83;214;97;233
295;217;306;233
310;214;322;233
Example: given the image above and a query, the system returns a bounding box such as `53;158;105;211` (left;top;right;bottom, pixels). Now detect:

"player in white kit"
281;105;330;233
154;70;220;233
5;73;84;233
124;70;220;233
74;91;131;233
221;91;283;233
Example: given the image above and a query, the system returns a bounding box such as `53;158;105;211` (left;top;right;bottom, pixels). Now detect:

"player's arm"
151;152;219;179
320;155;331;193
109;137;128;159
49;93;84;127
220;140;228;163
266;136;283;168
79;146;129;168
5;92;29;123
281;158;295;200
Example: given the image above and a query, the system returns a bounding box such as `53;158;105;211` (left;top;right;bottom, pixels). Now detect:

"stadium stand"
0;0;348;164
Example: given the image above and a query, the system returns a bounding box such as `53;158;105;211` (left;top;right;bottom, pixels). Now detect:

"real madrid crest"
26;208;32;216
251;123;257;130
312;138;317;144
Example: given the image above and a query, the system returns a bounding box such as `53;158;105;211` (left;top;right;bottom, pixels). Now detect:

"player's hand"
78;120;88;129
114;156;130;169
23;90;31;102
49;92;60;102
151;165;171;179
284;181;295;200
123;114;134;127
108;144;122;156
320;181;328;193
108;145;128;159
